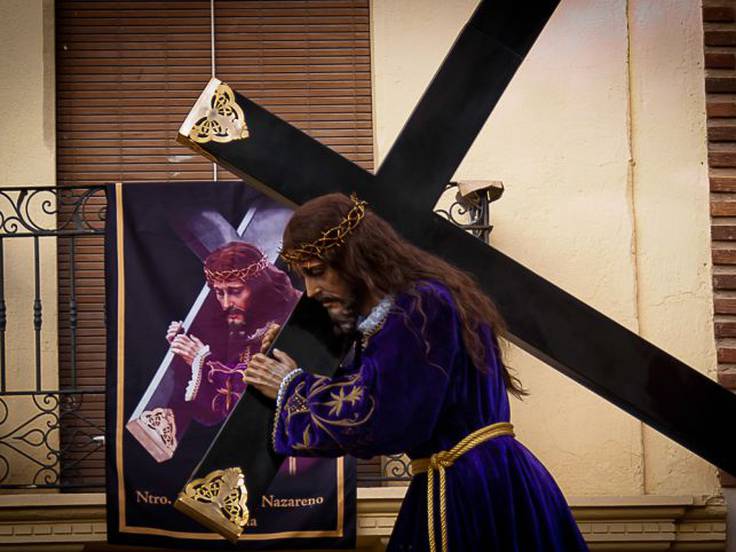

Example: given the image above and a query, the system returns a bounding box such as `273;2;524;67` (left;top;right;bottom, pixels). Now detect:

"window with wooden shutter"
56;0;374;488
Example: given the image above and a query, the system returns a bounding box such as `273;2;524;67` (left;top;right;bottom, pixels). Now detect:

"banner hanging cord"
211;0;218;181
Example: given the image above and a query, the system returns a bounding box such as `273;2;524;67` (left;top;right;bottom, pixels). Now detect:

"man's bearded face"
212;280;252;330
298;260;359;336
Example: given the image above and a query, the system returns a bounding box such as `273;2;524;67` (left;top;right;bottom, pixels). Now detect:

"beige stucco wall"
0;0;58;485
371;0;720;498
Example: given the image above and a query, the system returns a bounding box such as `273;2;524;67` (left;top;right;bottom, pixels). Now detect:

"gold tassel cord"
410;422;515;552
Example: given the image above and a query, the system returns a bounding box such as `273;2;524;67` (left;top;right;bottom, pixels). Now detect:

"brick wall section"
704;0;736;487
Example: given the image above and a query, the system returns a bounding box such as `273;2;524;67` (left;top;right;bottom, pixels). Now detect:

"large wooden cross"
173;0;736;539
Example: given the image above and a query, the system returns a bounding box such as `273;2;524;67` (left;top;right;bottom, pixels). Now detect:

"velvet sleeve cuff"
271;368;305;452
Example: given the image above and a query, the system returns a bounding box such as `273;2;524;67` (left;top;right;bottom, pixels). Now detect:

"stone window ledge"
0;490;726;551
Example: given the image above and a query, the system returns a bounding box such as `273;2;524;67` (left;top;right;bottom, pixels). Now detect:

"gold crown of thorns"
204;255;269;284
280;193;367;266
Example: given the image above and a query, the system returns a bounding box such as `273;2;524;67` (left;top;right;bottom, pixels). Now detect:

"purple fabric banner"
105;181;355;549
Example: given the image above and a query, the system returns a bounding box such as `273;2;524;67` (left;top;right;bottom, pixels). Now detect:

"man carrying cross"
168;241;300;424
245;193;588;551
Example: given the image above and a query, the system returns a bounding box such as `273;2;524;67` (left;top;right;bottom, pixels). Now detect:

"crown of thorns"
204;255;269;284
280;193;367;266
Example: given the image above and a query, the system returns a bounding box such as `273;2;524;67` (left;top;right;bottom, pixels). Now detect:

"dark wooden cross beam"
174;0;736;536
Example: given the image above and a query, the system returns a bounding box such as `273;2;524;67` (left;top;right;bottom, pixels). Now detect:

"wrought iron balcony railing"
0;185;106;490
0;182;496;491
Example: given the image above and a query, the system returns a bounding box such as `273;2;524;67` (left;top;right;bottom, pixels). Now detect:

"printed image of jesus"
167;241;300;426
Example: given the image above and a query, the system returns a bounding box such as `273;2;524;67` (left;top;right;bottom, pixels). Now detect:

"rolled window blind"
56;0;374;487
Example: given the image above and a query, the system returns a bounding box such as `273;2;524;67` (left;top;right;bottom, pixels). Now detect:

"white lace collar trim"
357;295;394;336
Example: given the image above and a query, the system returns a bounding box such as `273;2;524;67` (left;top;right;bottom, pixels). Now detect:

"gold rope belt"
409;421;515;552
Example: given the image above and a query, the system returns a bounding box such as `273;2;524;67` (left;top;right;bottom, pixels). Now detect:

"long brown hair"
283;193;526;398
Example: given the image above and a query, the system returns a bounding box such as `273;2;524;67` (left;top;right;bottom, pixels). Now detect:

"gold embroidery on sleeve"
326;385;364;417
295;426;312;451
284;381;309;418
283;373;376;449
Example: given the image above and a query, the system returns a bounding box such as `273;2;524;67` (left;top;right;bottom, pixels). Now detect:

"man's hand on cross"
165;320;184;344
246;349;298;400
170;333;207;366
176;0;736;483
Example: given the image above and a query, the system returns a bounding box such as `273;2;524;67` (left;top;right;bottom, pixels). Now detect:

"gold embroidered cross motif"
212;378;241;414
189;83;250;144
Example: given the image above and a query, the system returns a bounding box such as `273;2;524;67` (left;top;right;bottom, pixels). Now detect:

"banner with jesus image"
105;181;355;549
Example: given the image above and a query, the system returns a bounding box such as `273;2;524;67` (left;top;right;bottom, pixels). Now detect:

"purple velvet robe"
273;281;588;551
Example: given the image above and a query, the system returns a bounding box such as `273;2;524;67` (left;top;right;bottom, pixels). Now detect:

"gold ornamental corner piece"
125;407;178;463
175;466;249;543
179;78;250;144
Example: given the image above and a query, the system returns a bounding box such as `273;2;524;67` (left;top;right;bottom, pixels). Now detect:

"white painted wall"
0;0;58;484
371;0;719;498
0;0;719;508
